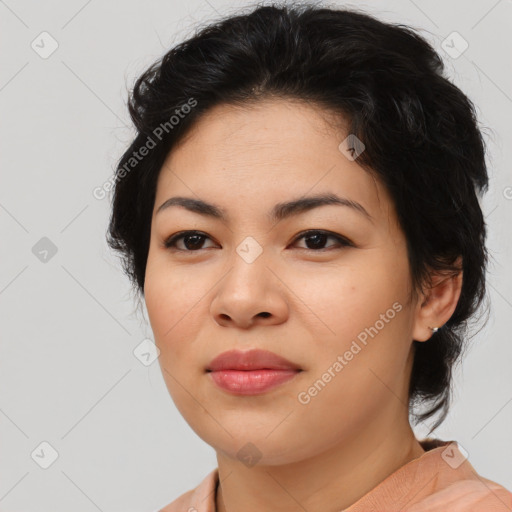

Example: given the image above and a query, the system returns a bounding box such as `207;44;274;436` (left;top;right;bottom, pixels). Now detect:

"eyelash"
163;229;353;253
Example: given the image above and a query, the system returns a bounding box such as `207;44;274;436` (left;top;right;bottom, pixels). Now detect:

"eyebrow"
156;193;373;224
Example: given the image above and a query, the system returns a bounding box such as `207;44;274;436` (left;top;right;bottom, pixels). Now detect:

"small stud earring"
429;326;440;333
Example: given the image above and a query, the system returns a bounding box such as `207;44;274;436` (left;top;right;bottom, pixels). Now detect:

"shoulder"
406;477;512;511
155;468;219;512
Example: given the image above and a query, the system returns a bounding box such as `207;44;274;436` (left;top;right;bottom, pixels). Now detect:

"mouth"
206;348;303;395
206;348;302;372
207;368;302;395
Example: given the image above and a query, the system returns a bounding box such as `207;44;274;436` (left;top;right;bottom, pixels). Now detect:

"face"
144;98;420;465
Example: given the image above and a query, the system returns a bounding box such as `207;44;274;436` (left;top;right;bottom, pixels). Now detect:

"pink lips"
206;349;302;395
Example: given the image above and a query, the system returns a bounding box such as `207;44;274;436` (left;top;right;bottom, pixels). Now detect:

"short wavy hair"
106;2;491;430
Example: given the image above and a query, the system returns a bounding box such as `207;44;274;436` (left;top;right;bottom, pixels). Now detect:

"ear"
412;256;463;342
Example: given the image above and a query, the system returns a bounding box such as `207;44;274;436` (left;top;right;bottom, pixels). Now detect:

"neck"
215;410;425;512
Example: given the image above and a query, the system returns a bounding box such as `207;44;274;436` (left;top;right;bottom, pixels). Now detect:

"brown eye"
164;231;217;251
163;229;353;253
292;230;353;251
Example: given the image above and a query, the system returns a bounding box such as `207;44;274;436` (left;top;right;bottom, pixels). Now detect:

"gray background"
1;0;511;510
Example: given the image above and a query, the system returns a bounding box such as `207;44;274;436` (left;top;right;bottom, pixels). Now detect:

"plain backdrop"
1;0;511;510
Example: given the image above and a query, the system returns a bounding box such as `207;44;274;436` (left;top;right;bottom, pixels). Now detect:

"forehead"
154;99;395;229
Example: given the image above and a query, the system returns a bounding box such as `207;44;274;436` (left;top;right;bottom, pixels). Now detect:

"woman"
107;3;511;511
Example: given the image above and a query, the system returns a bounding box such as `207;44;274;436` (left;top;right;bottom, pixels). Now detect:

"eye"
163;230;217;251
290;229;353;251
163;229;353;253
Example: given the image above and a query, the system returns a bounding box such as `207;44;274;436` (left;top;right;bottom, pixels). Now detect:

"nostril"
259;312;271;318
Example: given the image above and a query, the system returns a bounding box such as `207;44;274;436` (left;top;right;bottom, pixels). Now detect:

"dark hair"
106;2;491;431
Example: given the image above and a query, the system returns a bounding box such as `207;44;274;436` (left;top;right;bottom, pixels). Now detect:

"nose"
210;250;289;329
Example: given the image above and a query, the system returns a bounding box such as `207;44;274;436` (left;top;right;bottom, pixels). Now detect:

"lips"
206;349;302;395
206;348;302;372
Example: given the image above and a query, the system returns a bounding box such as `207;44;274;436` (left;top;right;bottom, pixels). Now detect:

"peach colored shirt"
158;439;512;512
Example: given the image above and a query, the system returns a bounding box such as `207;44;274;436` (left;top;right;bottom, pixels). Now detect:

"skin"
144;98;463;512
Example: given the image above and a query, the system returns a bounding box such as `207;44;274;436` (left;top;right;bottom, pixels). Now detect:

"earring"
429;326;440;333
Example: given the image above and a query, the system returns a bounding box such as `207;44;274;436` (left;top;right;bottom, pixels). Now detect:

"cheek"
144;264;206;414
144;257;202;357
297;259;412;392
294;259;406;339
